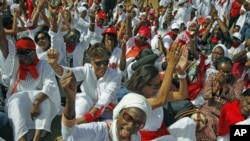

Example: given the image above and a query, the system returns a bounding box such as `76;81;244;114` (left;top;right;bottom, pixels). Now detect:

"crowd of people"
0;0;250;141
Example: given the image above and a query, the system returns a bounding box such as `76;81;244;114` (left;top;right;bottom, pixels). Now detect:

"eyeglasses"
122;111;145;129
147;82;162;90
95;60;109;67
16;50;35;58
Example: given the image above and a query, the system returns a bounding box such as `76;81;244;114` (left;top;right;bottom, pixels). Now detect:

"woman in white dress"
0;15;61;141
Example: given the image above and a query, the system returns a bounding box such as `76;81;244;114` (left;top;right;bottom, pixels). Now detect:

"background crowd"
0;0;250;141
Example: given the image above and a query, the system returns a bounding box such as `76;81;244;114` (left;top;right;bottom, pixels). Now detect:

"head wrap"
138;26;151;39
113;93;152;120
212;44;230;58
15;39;39;80
97;10;107;20
16;39;36;50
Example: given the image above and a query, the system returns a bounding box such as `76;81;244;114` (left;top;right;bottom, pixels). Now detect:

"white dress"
1;40;61;141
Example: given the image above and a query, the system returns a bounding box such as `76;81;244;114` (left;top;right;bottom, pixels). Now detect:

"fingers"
47;49;59;58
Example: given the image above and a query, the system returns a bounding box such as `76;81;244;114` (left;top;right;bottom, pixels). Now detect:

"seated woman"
47;43;121;124
60;70;152;141
217;88;250;141
197;56;244;141
126;41;196;141
0;16;61;140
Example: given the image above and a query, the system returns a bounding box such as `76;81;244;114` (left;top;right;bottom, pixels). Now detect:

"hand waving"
166;41;185;68
175;45;188;74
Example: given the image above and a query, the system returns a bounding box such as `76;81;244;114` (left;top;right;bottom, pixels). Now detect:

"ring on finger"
175;51;180;55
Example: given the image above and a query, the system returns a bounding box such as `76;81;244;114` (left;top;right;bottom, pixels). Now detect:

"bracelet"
177;73;187;79
84;113;95;122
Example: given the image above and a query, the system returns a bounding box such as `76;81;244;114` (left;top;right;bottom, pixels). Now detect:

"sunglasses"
138;36;148;41
95;60;109;67
16;50;35;58
147;82;162;90
122;110;145;129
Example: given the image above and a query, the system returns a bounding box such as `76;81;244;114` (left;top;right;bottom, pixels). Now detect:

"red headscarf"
16;39;39;80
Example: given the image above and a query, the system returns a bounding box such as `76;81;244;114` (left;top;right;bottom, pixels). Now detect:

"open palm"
175;47;188;73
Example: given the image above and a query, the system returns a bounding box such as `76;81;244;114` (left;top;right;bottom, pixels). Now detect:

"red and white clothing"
162;31;178;49
228;43;245;58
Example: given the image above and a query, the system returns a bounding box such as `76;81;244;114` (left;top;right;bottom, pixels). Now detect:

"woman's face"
142;74;161;98
16;49;36;65
212;47;224;62
136;35;148;46
36;33;50;51
90;55;110;79
104;34;115;52
213;26;222;37
117;107;146;140
240;96;250;117
63;10;71;21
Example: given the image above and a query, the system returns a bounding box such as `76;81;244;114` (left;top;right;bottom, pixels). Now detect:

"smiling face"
36;33;50;51
90;54;110;79
116;107;146;140
212;47;224;62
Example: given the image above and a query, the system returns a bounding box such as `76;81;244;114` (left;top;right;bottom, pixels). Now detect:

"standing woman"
0;14;61;141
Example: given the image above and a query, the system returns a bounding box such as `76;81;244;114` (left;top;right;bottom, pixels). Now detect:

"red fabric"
164;31;177;40
140;122;170;141
18;56;39;80
232;42;241;48
65;43;76;53
219;0;227;6
232;62;245;78
138;26;151;39
84;106;105;122
26;0;34;19
188;54;209;100
230;1;242;17
198;27;207;36
198;17;206;25
16;39;36;50
126;41;151;59
211;37;219;44
218;100;245;136
97;10;107;20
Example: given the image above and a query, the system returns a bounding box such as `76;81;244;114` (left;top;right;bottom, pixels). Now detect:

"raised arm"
0;9;9;58
47;49;64;76
147;41;183;109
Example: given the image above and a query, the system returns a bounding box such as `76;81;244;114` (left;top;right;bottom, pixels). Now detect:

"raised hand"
60;70;77;100
175;45;188;74
47;49;59;65
166;41;184;68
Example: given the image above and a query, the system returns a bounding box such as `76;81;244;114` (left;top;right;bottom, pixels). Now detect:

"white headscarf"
206;43;231;65
113;93;152;120
109;93;152;141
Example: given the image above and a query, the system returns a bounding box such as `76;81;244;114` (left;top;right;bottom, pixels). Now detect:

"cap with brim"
232;32;242;41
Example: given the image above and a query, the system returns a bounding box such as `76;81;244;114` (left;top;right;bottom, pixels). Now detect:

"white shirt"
62;64;121;109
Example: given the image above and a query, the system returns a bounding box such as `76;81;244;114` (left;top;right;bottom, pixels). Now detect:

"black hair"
34;31;51;43
135;48;153;60
1;14;13;29
213;56;233;70
37;24;49;32
242;88;250;96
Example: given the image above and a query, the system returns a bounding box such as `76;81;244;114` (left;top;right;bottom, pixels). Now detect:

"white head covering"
212;44;231;58
113;93;152;120
109;93;152;141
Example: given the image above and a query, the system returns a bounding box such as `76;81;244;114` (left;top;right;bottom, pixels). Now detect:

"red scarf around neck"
218;100;245;136
18;56;39;80
232;42;241;48
126;39;151;59
165;31;177;40
66;42;76;53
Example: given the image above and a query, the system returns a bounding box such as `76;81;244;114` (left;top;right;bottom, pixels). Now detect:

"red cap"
102;27;117;36
97;10;107;20
198;17;206;25
16;39;36;50
138;26;151;39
